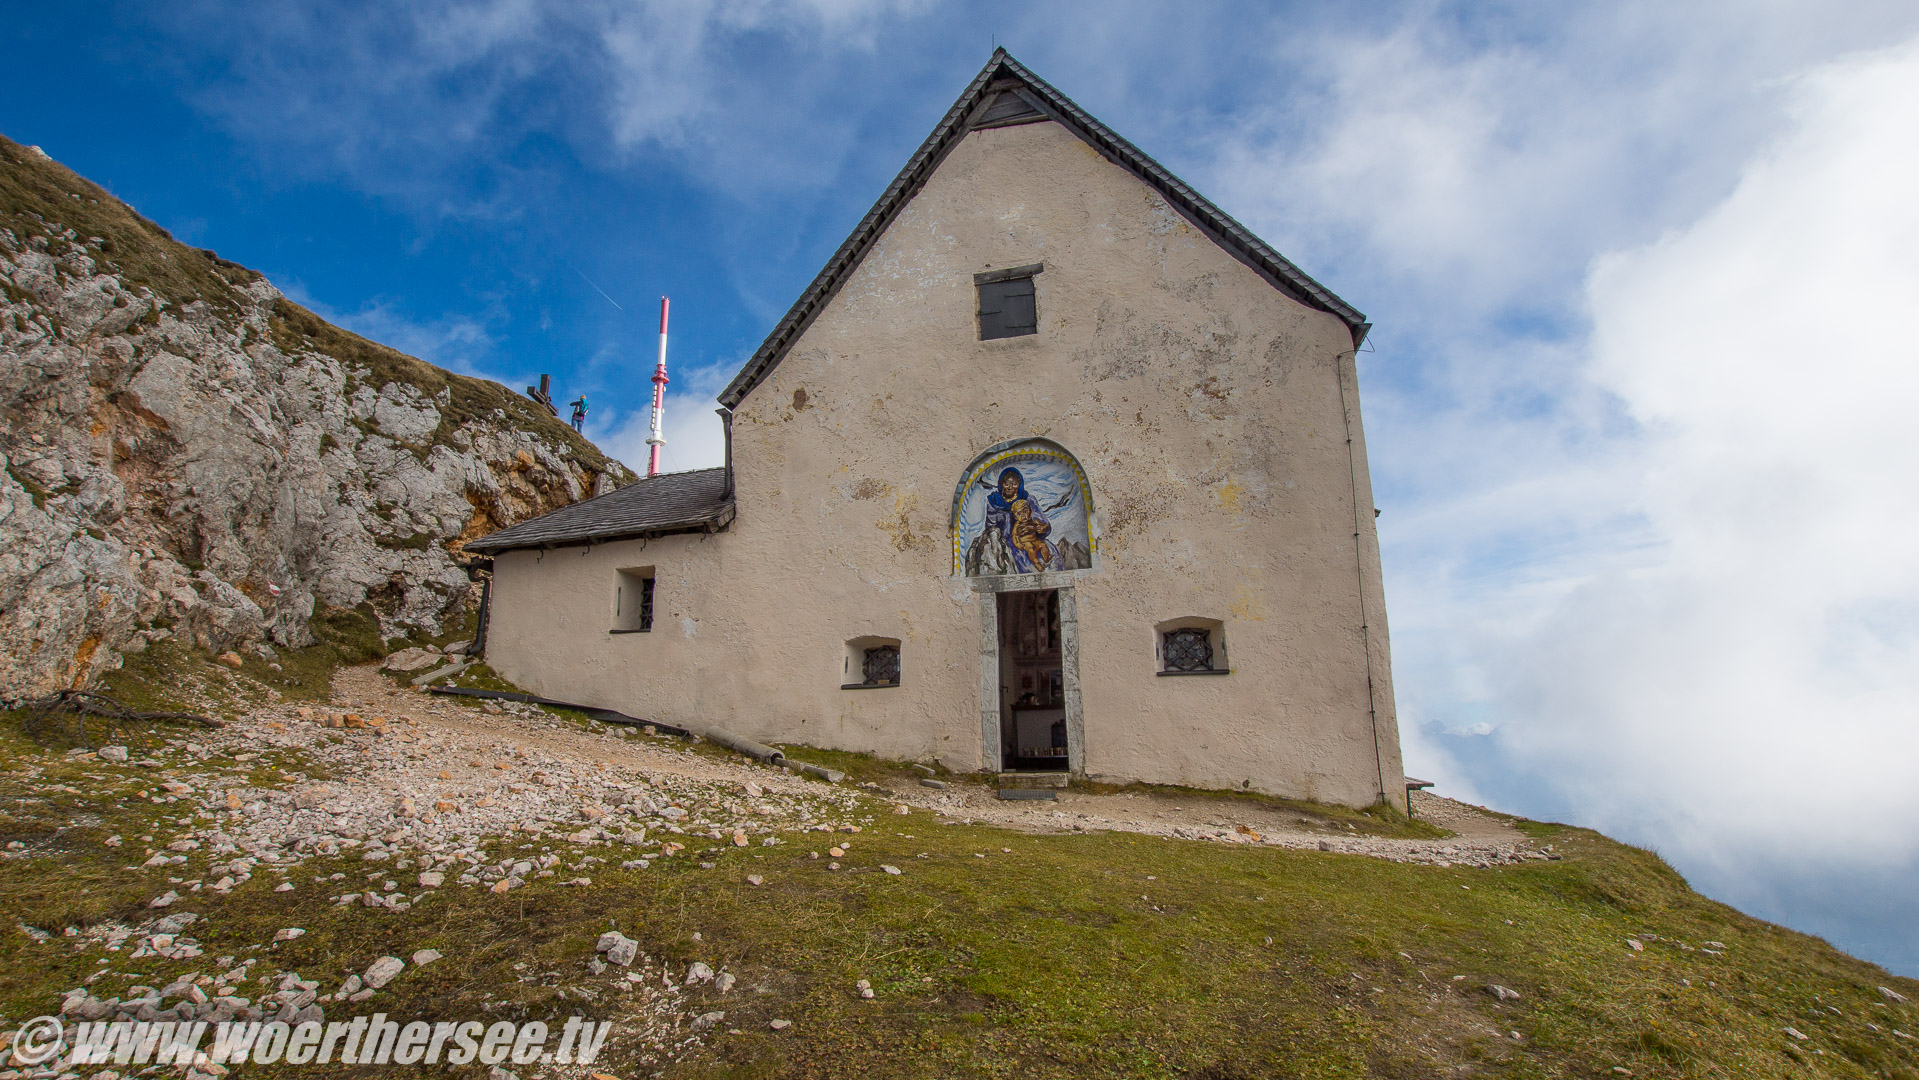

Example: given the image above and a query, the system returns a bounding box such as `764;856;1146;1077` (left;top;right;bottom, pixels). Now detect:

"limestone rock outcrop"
0;137;633;696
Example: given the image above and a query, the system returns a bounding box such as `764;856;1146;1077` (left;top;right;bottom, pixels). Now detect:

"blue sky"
8;1;1919;974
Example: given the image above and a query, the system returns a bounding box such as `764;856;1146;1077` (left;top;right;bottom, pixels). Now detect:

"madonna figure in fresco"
985;467;1057;573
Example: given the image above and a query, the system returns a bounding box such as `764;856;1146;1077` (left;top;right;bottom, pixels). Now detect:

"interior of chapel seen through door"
998;589;1066;771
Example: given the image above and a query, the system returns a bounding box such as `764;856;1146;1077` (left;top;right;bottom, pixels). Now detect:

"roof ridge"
716;49;1367;411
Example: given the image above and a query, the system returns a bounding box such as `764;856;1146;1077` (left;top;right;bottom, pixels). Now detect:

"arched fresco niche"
951;439;1096;576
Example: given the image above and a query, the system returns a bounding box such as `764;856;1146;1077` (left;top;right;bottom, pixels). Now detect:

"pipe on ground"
411;661;472;687
689;725;785;765
785;760;847;783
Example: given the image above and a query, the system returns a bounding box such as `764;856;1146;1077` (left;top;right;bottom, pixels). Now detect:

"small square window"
862;645;900;686
613;569;654;632
843;636;901;688
1162;628;1214;672
978;274;1037;340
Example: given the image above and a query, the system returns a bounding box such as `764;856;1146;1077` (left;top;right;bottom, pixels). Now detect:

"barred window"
1161;628;1214;672
613;569;654;633
862;645;901;686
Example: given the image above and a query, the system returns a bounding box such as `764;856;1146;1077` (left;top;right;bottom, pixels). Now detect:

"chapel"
468;50;1409;810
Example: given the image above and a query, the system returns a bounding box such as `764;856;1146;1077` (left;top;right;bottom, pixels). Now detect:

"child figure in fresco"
1009;497;1055;571
985;467;1057;573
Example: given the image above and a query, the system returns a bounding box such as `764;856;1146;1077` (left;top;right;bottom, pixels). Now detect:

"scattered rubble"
363;956;405;989
598;932;641;968
7;659;1618;1075
382;647;445;673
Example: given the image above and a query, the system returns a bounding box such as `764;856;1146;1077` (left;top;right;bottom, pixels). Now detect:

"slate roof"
464;467;733;554
717;48;1370;411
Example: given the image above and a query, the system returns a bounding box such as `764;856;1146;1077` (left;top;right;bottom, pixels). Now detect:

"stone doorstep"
996;771;1071;789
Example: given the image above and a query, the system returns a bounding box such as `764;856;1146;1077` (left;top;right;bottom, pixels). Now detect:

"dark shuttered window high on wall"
976;264;1041;340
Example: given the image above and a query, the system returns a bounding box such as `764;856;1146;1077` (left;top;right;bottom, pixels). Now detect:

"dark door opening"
998;589;1067;771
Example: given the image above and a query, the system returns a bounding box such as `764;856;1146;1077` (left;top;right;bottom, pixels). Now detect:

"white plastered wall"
484;118;1406;810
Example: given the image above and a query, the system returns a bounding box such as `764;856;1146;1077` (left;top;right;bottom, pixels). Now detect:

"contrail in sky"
571;265;623;311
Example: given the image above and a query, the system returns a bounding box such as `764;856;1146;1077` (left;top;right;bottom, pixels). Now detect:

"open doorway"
998;589;1067;771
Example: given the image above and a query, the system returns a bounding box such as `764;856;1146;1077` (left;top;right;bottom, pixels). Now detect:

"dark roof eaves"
465;503;734;555
717;49;1370;410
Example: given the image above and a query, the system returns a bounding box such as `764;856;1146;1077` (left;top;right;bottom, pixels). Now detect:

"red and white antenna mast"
646;296;669;476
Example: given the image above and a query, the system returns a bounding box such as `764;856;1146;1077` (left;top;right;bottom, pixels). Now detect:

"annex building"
468;51;1409;811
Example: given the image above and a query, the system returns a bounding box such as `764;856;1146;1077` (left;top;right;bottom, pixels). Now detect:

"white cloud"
278;284;502;378
1187;3;1919;969
1508;37;1919;863
599;0;911;150
286;277;729;476
159;0;929;207
166;0;556;210
593;361;732;475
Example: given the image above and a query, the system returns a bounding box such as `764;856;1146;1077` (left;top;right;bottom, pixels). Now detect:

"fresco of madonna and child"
955;448;1093;576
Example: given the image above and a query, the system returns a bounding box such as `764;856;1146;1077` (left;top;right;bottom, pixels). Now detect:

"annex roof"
463;467;733;554
717;48;1370;411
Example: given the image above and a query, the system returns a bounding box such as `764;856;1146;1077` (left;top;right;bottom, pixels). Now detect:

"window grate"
1162;628;1213;672
614;570;656;633
862;645;900;686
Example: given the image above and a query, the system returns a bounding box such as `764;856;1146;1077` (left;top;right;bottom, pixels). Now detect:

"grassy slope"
93;605;476;713
0;136;261;320
264;297;625;479
0;134;626;485
3;666;1916;1079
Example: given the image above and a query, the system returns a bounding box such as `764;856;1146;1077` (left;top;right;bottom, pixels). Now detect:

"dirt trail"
14;665;1550;1080
327;664;782;788
871;772;1540;866
323;666;1544;868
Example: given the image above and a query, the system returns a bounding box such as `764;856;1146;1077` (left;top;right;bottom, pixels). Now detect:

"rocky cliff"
0;136;633;697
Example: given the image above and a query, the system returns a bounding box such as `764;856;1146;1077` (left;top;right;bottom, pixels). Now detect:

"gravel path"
21;665;881;1077
299;665;1550;871
15;664;1556;1077
880;776;1552;868
31;663;1553;893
